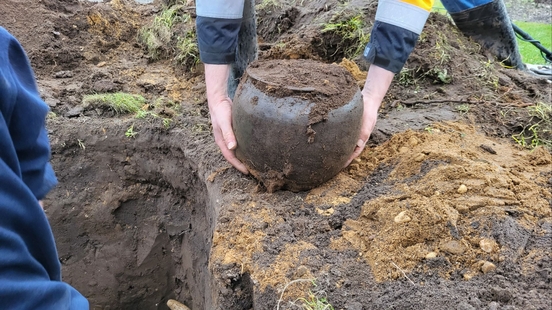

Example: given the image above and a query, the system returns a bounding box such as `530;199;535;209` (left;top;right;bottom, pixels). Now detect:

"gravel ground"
504;0;552;23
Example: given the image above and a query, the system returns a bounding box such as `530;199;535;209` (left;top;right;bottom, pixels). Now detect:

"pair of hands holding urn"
204;63;395;175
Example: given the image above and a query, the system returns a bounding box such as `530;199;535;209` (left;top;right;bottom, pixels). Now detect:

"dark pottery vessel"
232;59;363;192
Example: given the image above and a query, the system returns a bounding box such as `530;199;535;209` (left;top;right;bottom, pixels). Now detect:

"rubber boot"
449;0;525;69
228;0;257;99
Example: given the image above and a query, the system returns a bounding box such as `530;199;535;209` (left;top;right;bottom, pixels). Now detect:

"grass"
512;21;552;64
298;291;334;310
138;4;199;69
138;5;184;60
82;93;146;114
512;102;552;150
276;279;335;310
321;12;370;58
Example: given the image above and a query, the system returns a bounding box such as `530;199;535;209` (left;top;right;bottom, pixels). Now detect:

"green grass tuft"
512;102;552;150
138;4;199;69
82;93;146;114
322;13;370;58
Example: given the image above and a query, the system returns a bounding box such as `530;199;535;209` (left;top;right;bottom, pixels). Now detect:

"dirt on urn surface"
1;0;551;310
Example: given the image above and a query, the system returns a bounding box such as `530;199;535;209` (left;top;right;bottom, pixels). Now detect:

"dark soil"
1;0;551;309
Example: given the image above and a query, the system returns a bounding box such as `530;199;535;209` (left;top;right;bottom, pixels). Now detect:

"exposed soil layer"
2;0;551;309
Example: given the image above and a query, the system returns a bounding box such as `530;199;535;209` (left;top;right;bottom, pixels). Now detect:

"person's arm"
0;27;58;199
196;0;249;174
0;26;88;309
346;0;434;165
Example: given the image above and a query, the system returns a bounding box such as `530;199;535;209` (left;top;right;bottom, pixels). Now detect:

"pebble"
399;146;409;153
316;207;334;216
440;240;466;255
295;265;308;277
481;261;496;274
54;70;74;78
408;136;419;146
96;61;107;67
463;272;476;281
457;184;468;194
455;205;470;214
65;106;84;118
425;252;438;259
394;211;411;223
480;238;497;253
167;299;191;310
414;153;425;162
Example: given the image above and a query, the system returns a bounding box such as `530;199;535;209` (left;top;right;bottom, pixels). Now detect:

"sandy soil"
1;0;550;309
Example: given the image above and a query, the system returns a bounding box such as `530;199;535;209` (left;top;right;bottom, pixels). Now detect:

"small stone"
45;97;60;108
394;211;411;223
479;238;497;253
88;280;98;287
455;205;469;214
54;70;74;78
167;299;191;310
408;136;419;146
316;207;334;216
295;265;308;277
97;61;107;67
457;184;468;194
488;302;499;310
440;240;466;255
425;252;437;259
463;272;476;281
414;153;425;162
399;146;409;153
65;106;83;118
481;261;496;274
92;79;119;93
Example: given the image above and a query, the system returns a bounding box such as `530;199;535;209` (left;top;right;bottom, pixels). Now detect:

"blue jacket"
0;27;88;309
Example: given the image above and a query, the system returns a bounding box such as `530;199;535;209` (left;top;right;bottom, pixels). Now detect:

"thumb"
219;117;237;150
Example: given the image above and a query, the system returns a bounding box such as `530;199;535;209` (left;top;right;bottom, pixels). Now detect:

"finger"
217;111;237;150
344;140;366;168
220;145;249;174
213;130;249;174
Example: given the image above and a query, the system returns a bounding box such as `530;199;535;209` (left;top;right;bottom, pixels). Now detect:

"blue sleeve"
195;0;245;64
363;0;431;73
0;26;88;309
196;16;243;64
0;27;57;200
363;21;420;74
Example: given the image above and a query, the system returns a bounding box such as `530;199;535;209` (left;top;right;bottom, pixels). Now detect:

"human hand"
205;64;249;174
208;97;249;174
344;96;380;167
344;65;395;167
